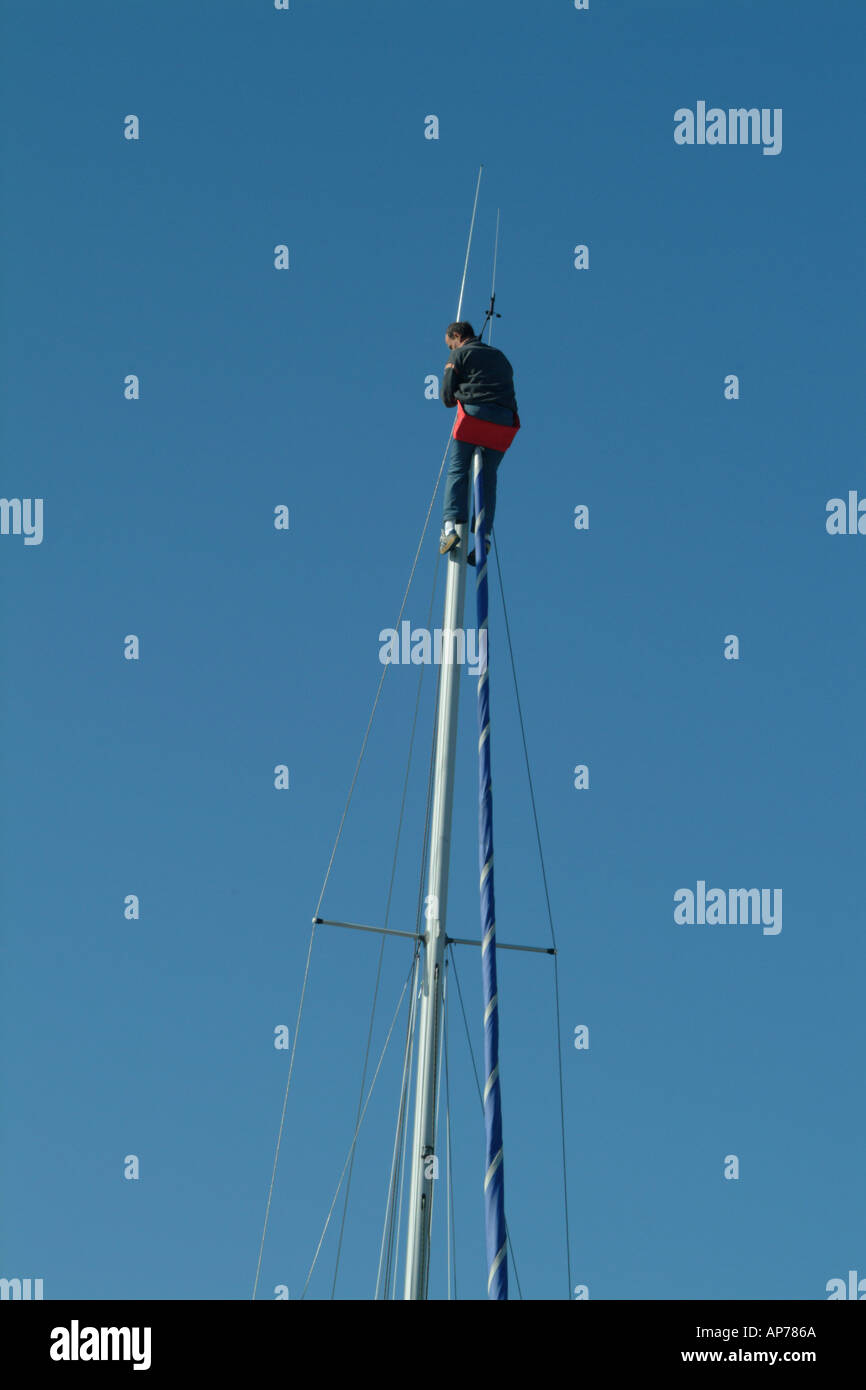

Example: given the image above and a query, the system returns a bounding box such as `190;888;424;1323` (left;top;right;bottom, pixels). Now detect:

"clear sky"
1;0;863;1301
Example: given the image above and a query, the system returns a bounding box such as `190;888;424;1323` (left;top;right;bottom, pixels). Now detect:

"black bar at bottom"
2;1299;861;1376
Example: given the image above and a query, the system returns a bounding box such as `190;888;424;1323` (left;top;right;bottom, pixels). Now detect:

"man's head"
445;321;476;350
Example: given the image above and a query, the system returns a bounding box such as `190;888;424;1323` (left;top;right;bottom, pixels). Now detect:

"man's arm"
441;353;461;408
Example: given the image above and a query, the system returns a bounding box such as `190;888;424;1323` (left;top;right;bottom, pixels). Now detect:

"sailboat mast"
403;170;483;1300
402;498;474;1299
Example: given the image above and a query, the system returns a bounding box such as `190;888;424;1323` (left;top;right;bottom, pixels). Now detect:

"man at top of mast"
439;322;518;563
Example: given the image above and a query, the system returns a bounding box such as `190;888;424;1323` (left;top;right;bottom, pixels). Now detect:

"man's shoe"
467;537;491;567
439;528;459;555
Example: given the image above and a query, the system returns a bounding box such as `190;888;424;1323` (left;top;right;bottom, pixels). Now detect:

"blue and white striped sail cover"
472;453;507;1300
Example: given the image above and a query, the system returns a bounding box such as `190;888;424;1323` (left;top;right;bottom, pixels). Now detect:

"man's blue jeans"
442;403;511;530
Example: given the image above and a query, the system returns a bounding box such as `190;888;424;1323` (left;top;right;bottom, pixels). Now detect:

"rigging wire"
330;555;442;1296
375;949;420;1299
251;919;316;1300
330;931;390;1298
387;1073;412;1301
425;956;450;1300
312;453;450;925
491;539;575;1299
313;162;483;927
252;421;453;1301
444;961;458;1300
299;956;417;1299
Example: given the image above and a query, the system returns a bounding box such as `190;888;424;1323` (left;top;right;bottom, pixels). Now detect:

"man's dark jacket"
441;336;518;415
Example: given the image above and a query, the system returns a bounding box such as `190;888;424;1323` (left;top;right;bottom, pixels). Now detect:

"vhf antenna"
480;209;502;343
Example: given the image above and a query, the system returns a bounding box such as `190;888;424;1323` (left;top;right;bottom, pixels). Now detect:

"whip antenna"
456;166;483;322
481;208;502;343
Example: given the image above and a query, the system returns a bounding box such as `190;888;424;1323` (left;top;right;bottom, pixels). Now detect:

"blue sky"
1;0;863;1301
